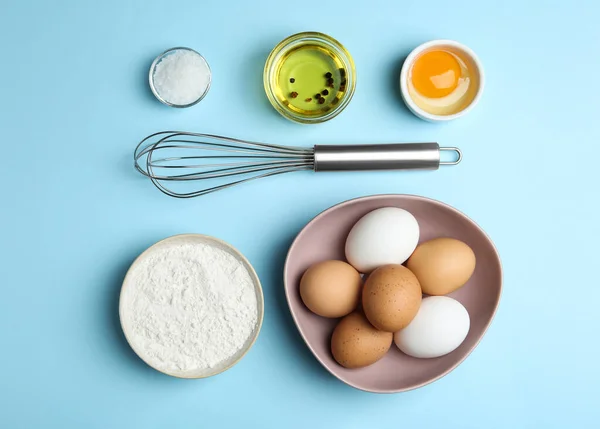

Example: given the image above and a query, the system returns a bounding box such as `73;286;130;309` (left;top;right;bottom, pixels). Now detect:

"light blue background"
1;0;598;427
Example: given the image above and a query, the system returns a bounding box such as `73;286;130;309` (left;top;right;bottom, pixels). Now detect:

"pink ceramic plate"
284;194;502;393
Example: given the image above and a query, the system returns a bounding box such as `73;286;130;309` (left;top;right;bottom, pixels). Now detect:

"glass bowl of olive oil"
264;32;356;124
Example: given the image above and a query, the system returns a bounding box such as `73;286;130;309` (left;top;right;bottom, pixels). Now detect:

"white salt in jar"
149;47;212;108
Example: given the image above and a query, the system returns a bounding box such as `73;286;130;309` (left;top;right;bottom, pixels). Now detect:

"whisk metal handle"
313;143;461;172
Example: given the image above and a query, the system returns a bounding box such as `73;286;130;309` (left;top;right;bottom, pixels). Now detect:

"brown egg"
331;311;393;368
300;260;362;318
362;264;422;332
406;238;476;296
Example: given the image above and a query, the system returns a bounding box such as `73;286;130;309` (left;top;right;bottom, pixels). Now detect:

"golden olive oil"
264;32;356;123
274;45;347;116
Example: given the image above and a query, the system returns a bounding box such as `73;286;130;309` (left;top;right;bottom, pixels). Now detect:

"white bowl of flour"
119;234;264;378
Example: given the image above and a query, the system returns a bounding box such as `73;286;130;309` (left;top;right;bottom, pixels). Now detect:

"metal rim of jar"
263;32;357;124
149;47;212;108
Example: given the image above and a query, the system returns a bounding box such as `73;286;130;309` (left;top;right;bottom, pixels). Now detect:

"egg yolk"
411;50;461;98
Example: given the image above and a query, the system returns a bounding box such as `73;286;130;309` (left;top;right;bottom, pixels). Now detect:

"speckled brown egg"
362;264;422;332
300;260;362;318
331;311;393;368
406;238;476;295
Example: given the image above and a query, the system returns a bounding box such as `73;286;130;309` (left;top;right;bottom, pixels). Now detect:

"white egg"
345;207;419;273
394;296;470;359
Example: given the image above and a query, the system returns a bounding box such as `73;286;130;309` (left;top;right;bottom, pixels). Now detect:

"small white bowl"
400;39;485;122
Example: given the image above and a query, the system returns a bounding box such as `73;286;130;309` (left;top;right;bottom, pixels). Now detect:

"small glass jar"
264;32;356;124
149;47;212;108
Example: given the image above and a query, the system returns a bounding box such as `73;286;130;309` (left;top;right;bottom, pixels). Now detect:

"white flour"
121;239;259;374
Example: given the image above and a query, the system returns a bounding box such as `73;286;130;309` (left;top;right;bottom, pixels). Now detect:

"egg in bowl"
401;40;484;121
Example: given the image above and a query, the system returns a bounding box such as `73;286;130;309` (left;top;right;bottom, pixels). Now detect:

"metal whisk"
134;131;462;198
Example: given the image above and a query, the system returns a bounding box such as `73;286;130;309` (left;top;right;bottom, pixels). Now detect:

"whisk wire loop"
134;131;314;198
